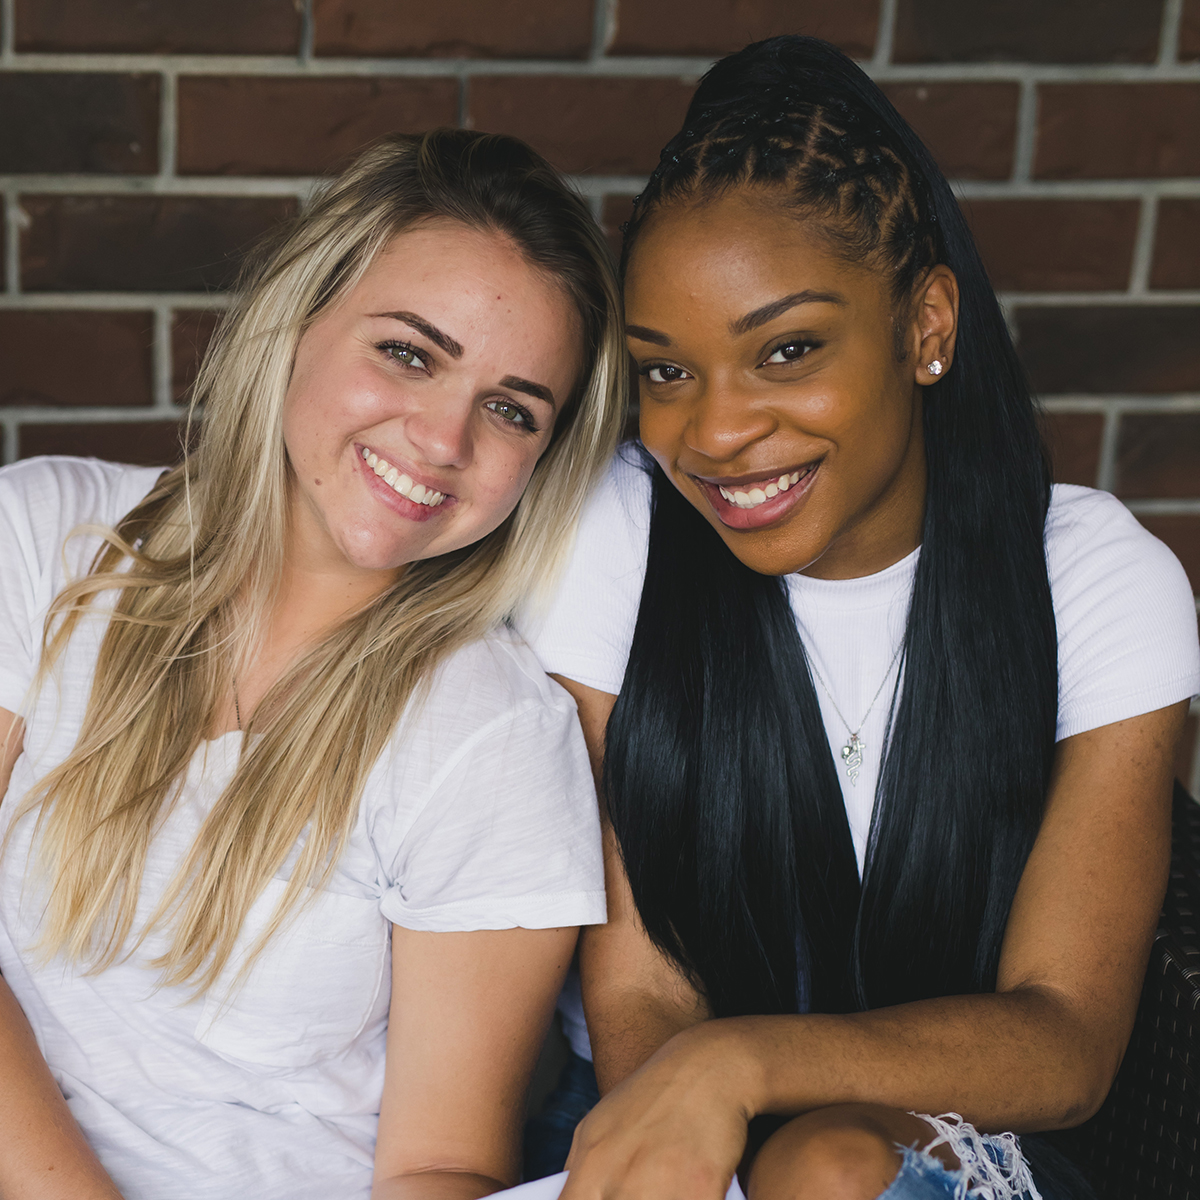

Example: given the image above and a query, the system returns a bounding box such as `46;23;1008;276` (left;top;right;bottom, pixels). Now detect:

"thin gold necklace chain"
807;639;905;784
232;677;242;732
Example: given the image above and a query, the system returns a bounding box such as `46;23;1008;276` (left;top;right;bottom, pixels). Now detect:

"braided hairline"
625;98;939;319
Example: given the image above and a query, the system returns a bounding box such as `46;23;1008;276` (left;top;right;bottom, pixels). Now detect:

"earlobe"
915;264;959;385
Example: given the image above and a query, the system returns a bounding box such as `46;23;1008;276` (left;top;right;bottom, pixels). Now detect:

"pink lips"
696;462;820;530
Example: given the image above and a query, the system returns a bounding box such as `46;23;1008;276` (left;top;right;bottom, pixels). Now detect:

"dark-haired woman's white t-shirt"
516;445;1200;1059
0;456;606;1200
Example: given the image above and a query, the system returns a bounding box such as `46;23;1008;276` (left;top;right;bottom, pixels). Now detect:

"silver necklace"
808;641;904;785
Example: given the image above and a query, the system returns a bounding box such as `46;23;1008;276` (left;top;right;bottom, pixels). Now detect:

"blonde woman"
0;129;625;1200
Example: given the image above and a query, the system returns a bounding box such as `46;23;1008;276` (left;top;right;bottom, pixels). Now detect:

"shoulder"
1046;484;1192;616
0;456;165;542
1047;484;1199;739
513;444;653;695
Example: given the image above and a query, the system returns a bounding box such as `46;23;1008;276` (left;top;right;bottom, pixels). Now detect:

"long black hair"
605;36;1058;1019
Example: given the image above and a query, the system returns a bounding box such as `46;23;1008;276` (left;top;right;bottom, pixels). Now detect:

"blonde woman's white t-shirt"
517;445;1200;1060
0;456;606;1200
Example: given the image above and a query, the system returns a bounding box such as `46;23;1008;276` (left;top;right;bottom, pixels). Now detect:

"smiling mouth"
360;446;447;507
712;464;817;511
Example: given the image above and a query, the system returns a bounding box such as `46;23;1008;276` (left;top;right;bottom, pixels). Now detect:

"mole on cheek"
314;478;322;486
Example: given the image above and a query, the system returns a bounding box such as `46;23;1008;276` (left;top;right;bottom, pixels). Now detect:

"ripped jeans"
882;1114;1043;1200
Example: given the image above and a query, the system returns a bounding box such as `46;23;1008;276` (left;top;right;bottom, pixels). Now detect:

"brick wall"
2;0;1199;775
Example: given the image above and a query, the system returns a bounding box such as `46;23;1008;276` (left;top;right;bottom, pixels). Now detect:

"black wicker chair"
1050;782;1200;1197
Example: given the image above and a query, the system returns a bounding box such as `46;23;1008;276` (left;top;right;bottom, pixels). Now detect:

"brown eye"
643;364;690;384
763;340;816;365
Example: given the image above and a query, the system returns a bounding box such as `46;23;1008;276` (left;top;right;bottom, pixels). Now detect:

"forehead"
624;191;884;326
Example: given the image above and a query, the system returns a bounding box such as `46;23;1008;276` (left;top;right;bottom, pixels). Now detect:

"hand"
561;1022;756;1200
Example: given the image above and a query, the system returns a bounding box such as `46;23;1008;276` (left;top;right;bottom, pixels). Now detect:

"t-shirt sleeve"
515;446;652;697
378;693;605;932
1049;485;1200;741
0;458;164;715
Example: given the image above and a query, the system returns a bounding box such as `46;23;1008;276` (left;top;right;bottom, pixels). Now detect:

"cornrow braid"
622;66;940;312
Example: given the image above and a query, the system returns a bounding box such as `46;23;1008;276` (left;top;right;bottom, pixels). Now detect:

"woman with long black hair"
516;35;1200;1200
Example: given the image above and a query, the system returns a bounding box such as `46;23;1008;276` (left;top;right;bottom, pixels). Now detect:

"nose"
402;390;474;470
677;379;776;464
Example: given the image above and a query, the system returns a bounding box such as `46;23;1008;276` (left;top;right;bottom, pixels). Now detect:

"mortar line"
592;0;618;61
298;0;315;64
1159;0;1185;65
0;407;195;424
0;292;234;309
870;0;899;70
1125;498;1200;513
1011;77;1039;183
4;52;1199;81
1;414;17;466
152;303;174;410
1128;194;1159;294
4;188;20;294
0;0;13;61
458;74;470;128
158;69;177;179
1094;404;1121;493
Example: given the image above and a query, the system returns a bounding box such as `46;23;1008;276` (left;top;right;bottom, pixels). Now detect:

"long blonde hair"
13;130;626;990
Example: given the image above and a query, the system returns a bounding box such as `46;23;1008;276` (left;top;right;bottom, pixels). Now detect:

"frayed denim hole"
880;1143;970;1199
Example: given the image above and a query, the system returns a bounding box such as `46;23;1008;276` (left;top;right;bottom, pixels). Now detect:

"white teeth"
717;468;810;510
358;447;446;507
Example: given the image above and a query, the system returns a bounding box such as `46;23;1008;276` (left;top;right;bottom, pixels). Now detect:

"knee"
748;1106;904;1200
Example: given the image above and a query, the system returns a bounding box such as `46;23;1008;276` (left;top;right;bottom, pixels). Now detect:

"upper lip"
691;459;820;488
357;442;454;498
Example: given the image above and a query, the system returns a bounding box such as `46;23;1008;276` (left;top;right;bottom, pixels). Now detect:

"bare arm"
0;706;124;1200
560;681;1185;1199
371;923;578;1200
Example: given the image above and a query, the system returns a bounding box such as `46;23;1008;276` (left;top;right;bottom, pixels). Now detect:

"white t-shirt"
518;444;1200;1059
0;456;606;1200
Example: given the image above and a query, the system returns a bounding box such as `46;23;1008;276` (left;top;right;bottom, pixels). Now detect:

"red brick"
1015;307;1200;394
313;0;592;58
1035;84;1200;180
20;196;296;293
963;199;1139;292
1039;411;1104;487
177;77;459;178
882;83;1018;181
894;0;1163;63
0;73;158;175
601;195;637;261
1116;413;1200;499
1183;0;1200;60
18;420;187;465
1150;200;1200;290
469;77;694;175
0;311;153;407
609;0;877;59
171;311;221;403
15;0;299;53
1136;514;1200;593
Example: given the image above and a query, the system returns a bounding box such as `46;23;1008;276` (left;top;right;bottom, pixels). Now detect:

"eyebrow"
731;290;848;336
370;311;464;359
626;289;848;348
501;375;556;407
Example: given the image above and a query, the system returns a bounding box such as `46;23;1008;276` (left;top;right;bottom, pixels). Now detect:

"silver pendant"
840;733;864;784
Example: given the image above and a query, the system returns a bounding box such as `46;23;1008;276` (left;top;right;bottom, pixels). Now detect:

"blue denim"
881;1145;981;1198
523;1051;600;1181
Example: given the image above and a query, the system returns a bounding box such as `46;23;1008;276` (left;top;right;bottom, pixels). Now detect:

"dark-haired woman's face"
626;189;956;579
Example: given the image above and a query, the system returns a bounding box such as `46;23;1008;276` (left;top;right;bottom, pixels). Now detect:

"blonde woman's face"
282;220;582;577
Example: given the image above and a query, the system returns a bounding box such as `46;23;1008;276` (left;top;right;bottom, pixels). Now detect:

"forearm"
0;975;123;1200
371;1169;508;1200
680;985;1114;1135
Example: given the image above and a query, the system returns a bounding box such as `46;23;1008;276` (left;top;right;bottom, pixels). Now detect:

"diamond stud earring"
927;360;943;376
